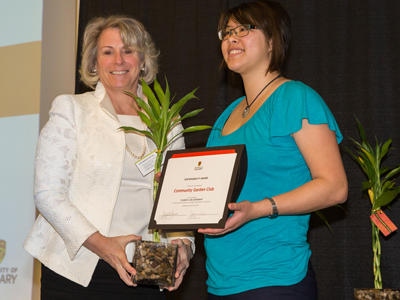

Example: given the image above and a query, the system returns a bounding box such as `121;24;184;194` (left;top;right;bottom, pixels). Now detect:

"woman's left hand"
165;238;193;291
198;200;265;236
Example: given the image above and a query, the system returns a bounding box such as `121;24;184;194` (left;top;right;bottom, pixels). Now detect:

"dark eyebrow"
225;24;242;30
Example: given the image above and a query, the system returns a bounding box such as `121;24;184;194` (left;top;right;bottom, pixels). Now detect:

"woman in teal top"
198;1;348;299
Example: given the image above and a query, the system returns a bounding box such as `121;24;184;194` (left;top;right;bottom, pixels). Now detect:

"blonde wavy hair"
79;15;159;89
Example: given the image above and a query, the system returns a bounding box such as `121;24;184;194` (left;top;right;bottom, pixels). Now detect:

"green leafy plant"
347;119;400;289
313;209;342;233
120;77;211;242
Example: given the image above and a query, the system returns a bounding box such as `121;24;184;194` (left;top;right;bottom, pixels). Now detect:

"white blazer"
24;82;189;286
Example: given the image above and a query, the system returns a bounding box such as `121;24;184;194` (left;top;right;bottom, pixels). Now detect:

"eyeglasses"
218;24;257;41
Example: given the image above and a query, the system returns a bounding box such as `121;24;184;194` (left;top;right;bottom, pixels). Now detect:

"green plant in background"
348;119;400;289
120;77;211;242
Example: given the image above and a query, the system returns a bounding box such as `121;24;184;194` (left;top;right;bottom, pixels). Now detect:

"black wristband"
266;197;278;219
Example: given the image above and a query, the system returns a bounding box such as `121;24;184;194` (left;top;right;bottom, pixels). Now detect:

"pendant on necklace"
242;106;250;118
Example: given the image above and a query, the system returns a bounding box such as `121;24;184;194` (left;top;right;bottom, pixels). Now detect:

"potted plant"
348;119;400;299
121;77;211;287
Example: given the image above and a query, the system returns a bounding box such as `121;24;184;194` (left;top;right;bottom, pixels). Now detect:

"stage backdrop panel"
76;1;400;300
0;0;42;299
0;115;38;299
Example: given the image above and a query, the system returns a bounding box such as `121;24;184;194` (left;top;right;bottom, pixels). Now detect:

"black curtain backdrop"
75;1;400;299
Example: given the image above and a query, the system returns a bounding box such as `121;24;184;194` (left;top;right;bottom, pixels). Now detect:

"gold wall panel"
0;41;41;117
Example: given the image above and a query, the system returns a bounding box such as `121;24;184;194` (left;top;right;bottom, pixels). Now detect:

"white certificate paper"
149;145;246;229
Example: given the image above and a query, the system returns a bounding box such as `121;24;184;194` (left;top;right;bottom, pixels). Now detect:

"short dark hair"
218;0;291;74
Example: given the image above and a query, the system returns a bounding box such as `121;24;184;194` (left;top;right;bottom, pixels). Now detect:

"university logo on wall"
0;240;5;263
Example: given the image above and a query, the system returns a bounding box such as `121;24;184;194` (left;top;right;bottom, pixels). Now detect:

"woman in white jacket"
24;15;194;300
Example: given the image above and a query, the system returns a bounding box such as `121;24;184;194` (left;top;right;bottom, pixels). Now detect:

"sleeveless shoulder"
269;81;343;143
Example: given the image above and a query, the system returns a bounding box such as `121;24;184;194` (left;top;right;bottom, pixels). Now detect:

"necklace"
242;74;281;118
125;138;147;160
122;116;147;160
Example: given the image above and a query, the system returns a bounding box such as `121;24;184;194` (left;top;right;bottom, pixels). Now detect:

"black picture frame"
149;145;247;230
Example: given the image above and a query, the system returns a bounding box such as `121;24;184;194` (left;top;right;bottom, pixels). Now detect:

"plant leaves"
362;181;372;191
180;125;212;134
348;117;400;211
314;210;333;233
136;110;152;129
355;118;367;144
360;147;375;167
381;180;395;192
125;77;210;154
142;80;161;118
373;187;400;210
380;139;392;160
173;108;204;125
167;88;198;123
119;126;154;140
134;95;157;121
165;125;212;149
164;77;170;106
384;166;400;181
141;80;161;114
153;78;168;111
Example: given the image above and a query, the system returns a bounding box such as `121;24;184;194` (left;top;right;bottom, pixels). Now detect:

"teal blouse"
205;81;342;296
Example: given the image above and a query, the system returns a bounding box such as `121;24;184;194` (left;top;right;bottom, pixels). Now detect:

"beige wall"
39;0;79;129
32;1;79;299
0;42;41;117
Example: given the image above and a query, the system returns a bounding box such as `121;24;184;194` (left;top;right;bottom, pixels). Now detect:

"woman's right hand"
154;171;161;183
198;200;267;235
83;232;141;286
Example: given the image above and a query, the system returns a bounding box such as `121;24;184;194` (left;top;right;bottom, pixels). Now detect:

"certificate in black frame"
149;144;247;230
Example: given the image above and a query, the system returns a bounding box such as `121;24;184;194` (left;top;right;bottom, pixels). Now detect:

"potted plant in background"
121;77;211;287
348;119;400;299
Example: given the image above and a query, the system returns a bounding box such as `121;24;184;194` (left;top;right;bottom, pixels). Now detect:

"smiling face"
221;19;272;76
96;27;142;94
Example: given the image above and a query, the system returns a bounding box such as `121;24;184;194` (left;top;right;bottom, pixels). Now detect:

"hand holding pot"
166;238;193;291
84;232;142;286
